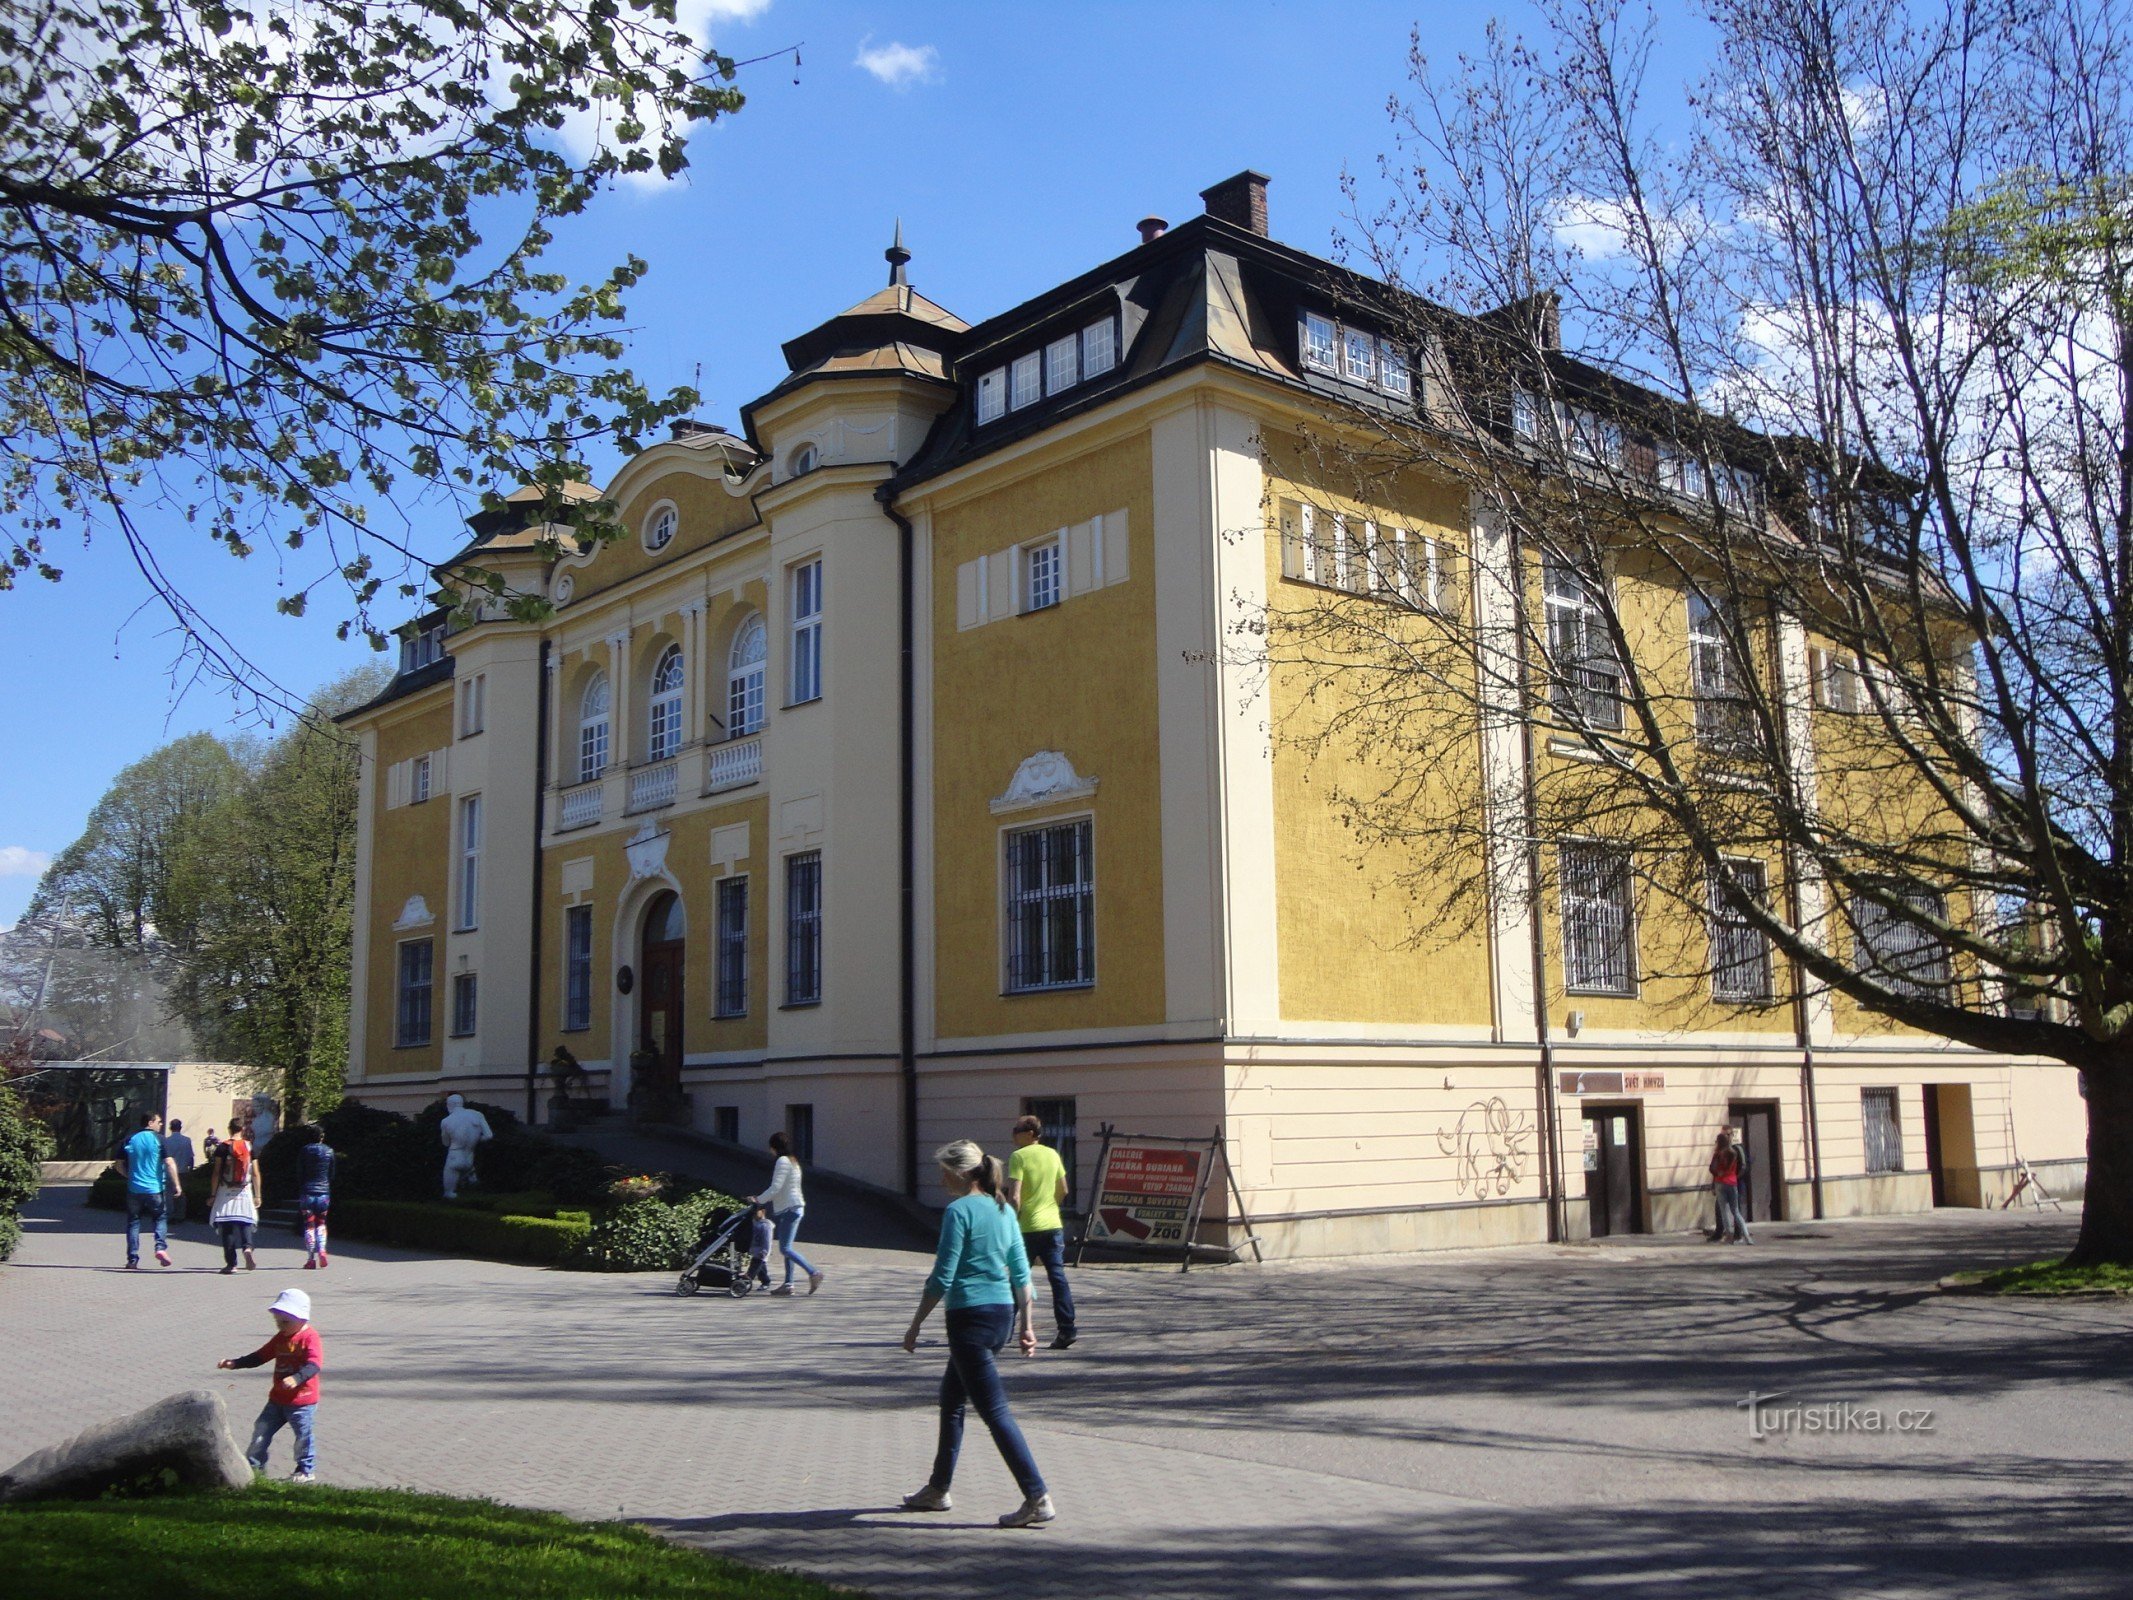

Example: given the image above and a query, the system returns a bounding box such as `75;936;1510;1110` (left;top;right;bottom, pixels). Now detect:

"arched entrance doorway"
636;891;685;1119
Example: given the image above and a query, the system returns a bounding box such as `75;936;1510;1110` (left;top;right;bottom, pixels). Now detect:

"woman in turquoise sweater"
900;1138;1054;1528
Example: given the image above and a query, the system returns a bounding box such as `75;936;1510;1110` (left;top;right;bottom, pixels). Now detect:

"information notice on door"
1085;1140;1207;1247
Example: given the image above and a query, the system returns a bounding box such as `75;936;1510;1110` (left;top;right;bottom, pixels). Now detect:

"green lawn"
1951;1258;2133;1295
0;1483;861;1599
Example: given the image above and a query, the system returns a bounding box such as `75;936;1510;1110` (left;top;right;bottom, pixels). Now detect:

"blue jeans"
247;1402;316;1474
930;1303;1046;1499
1714;1182;1752;1242
1021;1230;1077;1336
772;1207;817;1284
125;1190;167;1262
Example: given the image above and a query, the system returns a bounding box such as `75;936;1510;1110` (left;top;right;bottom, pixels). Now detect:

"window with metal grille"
396;939;433;1047
714;1105;739;1142
785;851;822;1006
1005;820;1095;992
726;614;766;736
1024;538;1061;612
1851;890;1950;1001
563;906;593;1031
715;876;748;1018
1025;1096;1079;1211
648;644;685;761
577;671;610;782
789;559;823;705
1560;842;1635;994
1862;1087;1903;1172
450;972;478;1038
1689;589;1757;752
1543;554;1623;729
1709;860;1774;1003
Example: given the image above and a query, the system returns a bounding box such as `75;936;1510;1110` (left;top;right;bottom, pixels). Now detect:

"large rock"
0;1389;251;1502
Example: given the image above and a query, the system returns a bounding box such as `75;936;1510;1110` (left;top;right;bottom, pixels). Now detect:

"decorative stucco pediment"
392;895;434;931
991;751;1098;816
625;820;671;881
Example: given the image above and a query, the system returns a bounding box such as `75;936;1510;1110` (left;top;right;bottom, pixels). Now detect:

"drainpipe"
878;486;920;1198
526;638;551;1126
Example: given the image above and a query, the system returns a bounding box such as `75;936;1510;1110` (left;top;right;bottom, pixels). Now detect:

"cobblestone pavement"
4;1187;2130;1599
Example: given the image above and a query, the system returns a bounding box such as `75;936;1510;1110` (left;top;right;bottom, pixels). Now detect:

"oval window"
646;506;678;551
790;444;818;477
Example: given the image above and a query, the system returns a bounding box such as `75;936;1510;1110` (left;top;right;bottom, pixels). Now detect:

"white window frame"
1342;326;1377;385
459;672;485;738
1002;814;1096;994
1378;338;1413;399
726;613;766;737
1812;648;1867;714
1689;589;1755;751
1708;858;1774;1003
1081;317;1117;377
789;558;824;705
449;971;478;1038
1044;333;1079;395
644;502;678;552
1010;352;1042;410
1301;312;1337;373
577;671;610;783
1024;536;1063;613
1560;840;1637;996
1512;388;1549;442
410;752;433;804
456;794;482;931
1543;553;1623;730
976;367;1006;424
648;643;685;761
562;905;593;1032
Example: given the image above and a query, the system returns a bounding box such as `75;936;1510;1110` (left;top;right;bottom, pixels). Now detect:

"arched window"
646;505;678;551
577;670;610;783
726;614;766;737
648;644;685;761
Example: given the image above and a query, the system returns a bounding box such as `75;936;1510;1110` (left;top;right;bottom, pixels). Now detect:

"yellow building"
340;173;2088;1255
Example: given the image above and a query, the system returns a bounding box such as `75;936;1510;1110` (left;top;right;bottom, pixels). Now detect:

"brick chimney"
1200;170;1270;237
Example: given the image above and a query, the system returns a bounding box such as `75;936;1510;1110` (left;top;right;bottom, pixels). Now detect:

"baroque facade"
340;172;2088;1255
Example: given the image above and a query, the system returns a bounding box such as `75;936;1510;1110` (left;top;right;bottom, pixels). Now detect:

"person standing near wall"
1004;1115;1077;1350
163;1118;196;1226
122;1112;181;1269
1710;1129;1752;1245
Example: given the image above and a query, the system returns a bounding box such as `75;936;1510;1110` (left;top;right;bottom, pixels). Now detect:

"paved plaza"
2;1185;2129;1599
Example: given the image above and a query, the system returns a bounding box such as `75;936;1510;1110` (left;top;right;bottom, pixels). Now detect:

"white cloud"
855;39;940;90
0;847;51;877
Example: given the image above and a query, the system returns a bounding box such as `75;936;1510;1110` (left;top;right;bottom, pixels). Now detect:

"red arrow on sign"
1100;1206;1151;1240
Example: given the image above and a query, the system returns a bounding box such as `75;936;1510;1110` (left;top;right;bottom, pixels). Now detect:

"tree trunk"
2068;1061;2133;1267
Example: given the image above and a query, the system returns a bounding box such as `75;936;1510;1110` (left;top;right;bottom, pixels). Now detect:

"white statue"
438;1093;493;1199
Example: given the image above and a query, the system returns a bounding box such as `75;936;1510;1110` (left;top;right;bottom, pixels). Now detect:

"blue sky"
0;0;1717;923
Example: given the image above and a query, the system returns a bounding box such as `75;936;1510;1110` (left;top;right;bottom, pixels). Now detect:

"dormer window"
1082;318;1116;377
1045;334;1079;393
1011;353;1042;410
977;368;1005;424
1342;328;1377;384
1302;313;1337;373
1378;340;1412;399
401;622;446;673
974;312;1125;427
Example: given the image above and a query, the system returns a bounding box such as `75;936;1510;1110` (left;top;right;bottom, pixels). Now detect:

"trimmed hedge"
85;1163;212;1214
334;1200;592;1266
577;1189;743;1273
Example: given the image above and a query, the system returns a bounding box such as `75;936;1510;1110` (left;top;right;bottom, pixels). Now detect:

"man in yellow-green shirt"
1004;1115;1077;1349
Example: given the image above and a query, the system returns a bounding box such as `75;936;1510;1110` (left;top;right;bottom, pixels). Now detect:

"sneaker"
901;1484;952;1512
291;1471;316;1484
303;1258;318;1271
768;1283;793;1296
999;1493;1056;1528
154;1249;172;1268
124;1259;140;1271
220;1266;235;1275
318;1253;328;1269
807;1271;825;1296
1049;1332;1077;1350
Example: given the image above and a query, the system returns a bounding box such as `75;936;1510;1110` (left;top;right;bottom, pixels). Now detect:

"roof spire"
885;218;910;286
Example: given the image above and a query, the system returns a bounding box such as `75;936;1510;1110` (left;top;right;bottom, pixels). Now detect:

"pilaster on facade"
1468;495;1541;1044
1774;609;1835;1046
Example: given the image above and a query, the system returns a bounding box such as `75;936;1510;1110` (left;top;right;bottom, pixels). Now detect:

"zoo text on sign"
1089;1142;1205;1245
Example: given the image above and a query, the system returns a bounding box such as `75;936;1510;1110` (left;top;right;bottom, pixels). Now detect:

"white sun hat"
268;1288;312;1321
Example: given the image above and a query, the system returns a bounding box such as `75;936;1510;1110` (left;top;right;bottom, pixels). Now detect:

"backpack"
220;1139;251;1190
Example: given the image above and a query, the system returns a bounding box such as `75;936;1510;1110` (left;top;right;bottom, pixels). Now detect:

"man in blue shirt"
122;1111;182;1269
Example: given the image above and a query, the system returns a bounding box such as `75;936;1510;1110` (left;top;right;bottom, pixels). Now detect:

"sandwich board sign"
1086;1138;1207;1248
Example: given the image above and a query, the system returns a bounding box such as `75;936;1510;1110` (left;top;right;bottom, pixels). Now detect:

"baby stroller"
676;1205;762;1298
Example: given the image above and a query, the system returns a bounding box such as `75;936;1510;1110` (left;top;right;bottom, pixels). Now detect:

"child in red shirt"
220;1287;324;1481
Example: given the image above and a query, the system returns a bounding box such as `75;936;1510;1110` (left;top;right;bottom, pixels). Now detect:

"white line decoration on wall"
991;751;1098;816
625;820;671;881
392;895;435;930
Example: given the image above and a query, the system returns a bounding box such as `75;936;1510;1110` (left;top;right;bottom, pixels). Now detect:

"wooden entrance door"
1728;1101;1784;1223
638;892;685;1109
1583;1107;1643;1238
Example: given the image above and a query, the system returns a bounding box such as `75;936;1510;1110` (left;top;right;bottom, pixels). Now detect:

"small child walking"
748;1204;774;1289
219;1287;324;1482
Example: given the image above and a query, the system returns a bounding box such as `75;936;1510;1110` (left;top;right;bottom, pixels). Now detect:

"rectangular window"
1010;352;1042;410
786;1103;815;1167
1512;388;1545;441
785;851;822;1006
1862;1087;1903;1173
715;876;748;1018
976;367;1006;424
411;753;433;805
1852;890;1950;1002
1689;590;1755;752
1544;554;1623;729
563;906;593;1031
1709;860;1774;1003
1044;333;1079;394
789;558;823;705
1566;407;1623;466
401;623;445;673
1302;312;1337;372
714;1105;740;1143
1378;338;1413;399
1025;1096;1079;1211
396;939;434;1047
1813;648;1866;714
1342;327;1377;385
1024;538;1062;612
1005;818;1095;992
457;795;482;930
578;711;608;783
1386;529;1439;610
450;972;478;1038
1561;842;1636;995
1082;317;1116;377
460;673;485;737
